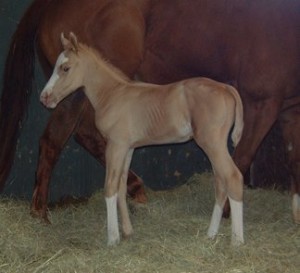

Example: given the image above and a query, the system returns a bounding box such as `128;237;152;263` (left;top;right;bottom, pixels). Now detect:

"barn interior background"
0;2;298;272
0;0;213;202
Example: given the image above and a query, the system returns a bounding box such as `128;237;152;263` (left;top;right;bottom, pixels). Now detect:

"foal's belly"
134;119;193;147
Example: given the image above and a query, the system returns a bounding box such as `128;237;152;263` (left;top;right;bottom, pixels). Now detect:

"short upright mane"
78;43;131;82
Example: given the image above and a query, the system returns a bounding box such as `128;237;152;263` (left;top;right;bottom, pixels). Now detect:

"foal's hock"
40;33;244;246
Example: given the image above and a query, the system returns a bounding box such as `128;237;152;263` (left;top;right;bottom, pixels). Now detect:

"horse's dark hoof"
30;208;51;224
222;210;231;219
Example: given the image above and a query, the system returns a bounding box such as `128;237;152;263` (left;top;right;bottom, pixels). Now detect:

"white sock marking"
41;53;69;93
207;203;223;239
229;197;244;246
105;194;120;246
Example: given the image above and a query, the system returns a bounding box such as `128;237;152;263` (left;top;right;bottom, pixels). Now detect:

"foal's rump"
184;77;244;146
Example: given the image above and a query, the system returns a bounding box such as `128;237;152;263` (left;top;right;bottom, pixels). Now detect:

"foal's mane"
78;43;130;82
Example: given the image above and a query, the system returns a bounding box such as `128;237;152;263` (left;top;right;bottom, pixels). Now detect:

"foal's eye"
63;66;70;72
60;64;71;72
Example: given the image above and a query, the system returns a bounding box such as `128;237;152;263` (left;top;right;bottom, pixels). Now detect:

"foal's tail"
228;86;244;147
0;0;51;190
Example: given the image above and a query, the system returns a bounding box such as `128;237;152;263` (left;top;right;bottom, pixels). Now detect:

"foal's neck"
81;48;129;110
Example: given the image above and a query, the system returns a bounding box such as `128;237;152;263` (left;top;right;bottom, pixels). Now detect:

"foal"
40;33;244;246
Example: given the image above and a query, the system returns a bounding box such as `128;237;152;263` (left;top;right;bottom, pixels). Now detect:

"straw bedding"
0;173;299;273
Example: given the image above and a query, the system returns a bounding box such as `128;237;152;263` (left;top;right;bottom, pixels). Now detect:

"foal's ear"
60;32;79;53
69;32;79;52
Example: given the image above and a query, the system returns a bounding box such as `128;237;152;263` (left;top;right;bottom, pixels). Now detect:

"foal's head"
40;32;85;108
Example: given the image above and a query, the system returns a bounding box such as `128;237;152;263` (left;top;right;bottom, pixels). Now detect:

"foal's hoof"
122;229;134;241
231;237;244;247
107;237;120;247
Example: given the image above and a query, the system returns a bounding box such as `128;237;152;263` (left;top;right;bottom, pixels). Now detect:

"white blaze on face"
40;53;69;108
105;194;120;246
45;53;69;90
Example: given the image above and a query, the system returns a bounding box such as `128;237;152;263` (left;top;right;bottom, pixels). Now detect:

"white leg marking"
207;203;223;239
229;197;244;246
292;193;300;224
105;194;120;246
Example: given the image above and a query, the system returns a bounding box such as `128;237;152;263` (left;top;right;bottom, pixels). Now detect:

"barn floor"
0;173;299;273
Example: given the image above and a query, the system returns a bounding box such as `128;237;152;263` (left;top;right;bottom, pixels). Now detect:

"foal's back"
99;81;192;146
103;77;239;148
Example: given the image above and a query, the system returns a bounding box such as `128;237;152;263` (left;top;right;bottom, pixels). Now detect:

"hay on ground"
0;173;299;273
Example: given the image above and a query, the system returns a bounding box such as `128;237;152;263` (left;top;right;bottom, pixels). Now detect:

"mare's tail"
228;86;244;147
0;0;51;190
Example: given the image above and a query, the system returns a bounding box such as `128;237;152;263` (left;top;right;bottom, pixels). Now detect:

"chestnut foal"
40;33;244;246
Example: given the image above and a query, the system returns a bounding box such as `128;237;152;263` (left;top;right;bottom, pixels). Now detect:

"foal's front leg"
118;149;134;239
104;143;132;246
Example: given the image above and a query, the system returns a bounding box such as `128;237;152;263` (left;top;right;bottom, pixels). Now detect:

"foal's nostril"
40;91;51;107
40;92;48;104
40;91;57;109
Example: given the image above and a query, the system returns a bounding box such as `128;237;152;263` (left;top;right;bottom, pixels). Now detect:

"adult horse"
1;0;300;223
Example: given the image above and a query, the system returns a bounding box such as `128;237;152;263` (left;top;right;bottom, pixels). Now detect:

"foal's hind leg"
207;170;227;239
212;156;243;245
31;94;86;222
222;97;282;218
213;155;243;245
198;137;244;245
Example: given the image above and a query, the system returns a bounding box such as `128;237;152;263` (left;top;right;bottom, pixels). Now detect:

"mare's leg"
104;142;132;246
31;92;86;221
74;104;147;203
233;97;282;174
279;107;300;224
223;97;282;217
290;170;300;224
